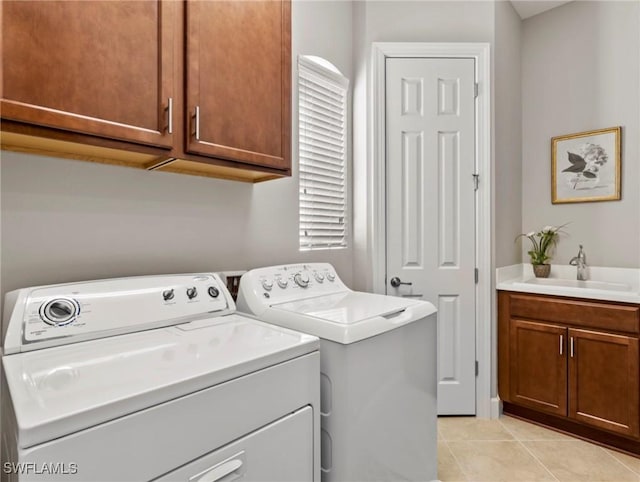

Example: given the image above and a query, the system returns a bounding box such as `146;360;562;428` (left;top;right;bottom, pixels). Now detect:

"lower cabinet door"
569;329;639;438
157;406;313;481
510;319;567;416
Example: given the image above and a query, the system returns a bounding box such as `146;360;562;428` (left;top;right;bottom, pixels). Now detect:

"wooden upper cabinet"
569;328;639;438
1;0;175;148
185;0;291;170
509;319;567;416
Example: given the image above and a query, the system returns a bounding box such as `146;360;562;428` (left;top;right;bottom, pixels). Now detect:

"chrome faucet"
569;245;588;281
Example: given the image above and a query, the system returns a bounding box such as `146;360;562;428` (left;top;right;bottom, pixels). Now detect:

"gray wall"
492;0;523;401
0;0;355;296
521;1;640;268
494;0;522;268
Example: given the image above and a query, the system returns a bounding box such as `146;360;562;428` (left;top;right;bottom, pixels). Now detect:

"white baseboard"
490;397;502;419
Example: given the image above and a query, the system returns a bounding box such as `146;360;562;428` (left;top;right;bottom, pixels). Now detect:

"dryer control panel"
237;263;348;308
3;273;234;354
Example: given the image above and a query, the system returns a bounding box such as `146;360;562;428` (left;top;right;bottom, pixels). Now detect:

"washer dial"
163;289;175;301
326;272;336;282
314;272;325;283
261;279;274;291
40;298;79;326
277;278;289;289
294;272;310;288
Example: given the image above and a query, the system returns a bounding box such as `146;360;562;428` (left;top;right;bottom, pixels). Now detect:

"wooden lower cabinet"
569;328;639;438
510;320;567;416
499;290;640;454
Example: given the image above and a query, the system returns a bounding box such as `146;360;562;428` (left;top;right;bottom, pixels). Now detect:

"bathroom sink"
515;278;634;293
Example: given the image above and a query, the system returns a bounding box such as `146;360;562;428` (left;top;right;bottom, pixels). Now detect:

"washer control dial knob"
326;272;336;282
163;289;175;301
261;279;274;291
207;286;220;298
313;272;325;283
41;298;79;326
186;287;198;299
294;272;310;288
277;278;289;289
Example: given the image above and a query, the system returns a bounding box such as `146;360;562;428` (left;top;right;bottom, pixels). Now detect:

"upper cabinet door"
185;0;291;170
1;1;175;148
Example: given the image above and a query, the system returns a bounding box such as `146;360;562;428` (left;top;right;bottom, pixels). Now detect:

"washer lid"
269;291;437;344
2;314;318;449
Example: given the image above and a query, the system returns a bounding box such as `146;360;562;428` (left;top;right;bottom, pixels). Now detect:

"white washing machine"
1;273;320;481
237;263;438;482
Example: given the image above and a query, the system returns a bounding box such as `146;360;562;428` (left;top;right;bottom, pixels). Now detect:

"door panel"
385;58;476;414
185;0;291;169
569;328;639;437
510;320;567;416
1;0;175;148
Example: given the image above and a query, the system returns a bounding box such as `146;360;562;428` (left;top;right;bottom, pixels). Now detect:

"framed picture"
551;126;621;204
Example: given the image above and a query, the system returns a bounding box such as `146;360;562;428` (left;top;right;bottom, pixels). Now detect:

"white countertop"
496;264;640;304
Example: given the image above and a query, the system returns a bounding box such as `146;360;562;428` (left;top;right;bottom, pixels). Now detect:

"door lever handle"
390;277;412;288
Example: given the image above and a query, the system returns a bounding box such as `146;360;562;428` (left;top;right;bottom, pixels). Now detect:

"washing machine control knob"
326;272;336;282
261;279;274;291
186;287;198;299
277;278;289;289
40;298;79;326
294;272;310;288
207;286;220;298
313;272;325;283
162;289;175;301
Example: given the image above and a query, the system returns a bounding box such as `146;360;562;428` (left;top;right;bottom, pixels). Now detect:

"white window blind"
299;56;349;250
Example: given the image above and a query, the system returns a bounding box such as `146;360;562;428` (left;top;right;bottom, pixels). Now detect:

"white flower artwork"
551;127;621;204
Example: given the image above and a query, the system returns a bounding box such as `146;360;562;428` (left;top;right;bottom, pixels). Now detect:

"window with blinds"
298;56;349;250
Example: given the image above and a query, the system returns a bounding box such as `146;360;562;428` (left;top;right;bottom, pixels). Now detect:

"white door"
385;58;476;415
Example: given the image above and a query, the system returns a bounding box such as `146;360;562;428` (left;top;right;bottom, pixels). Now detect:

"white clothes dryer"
1;273;320;481
237;263;438;482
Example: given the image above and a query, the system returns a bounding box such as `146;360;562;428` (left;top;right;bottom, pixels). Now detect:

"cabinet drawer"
510;294;640;334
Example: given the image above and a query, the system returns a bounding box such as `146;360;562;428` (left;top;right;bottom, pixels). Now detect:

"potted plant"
516;224;568;278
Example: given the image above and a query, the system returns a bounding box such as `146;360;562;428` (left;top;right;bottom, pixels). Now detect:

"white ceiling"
510;1;573;20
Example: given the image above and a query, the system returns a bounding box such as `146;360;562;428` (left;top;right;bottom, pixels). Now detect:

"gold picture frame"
551;126;621;204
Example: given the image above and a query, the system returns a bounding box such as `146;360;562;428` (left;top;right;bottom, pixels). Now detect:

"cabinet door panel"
186;0;291;169
510;319;567;416
569;329;639;438
1;0;175;148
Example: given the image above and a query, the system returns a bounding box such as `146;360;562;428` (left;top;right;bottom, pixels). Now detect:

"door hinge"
474;268;479;284
474;82;479;98
472;173;479;191
475;360;479;376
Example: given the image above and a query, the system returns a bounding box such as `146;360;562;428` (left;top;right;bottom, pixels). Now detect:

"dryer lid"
2;314;318;449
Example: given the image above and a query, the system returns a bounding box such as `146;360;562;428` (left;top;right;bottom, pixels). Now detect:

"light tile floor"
438;416;640;481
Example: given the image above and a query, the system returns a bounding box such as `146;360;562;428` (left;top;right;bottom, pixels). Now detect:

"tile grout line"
438;427;473;481
501;417;640;480
497;418;560;482
599;447;640;478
